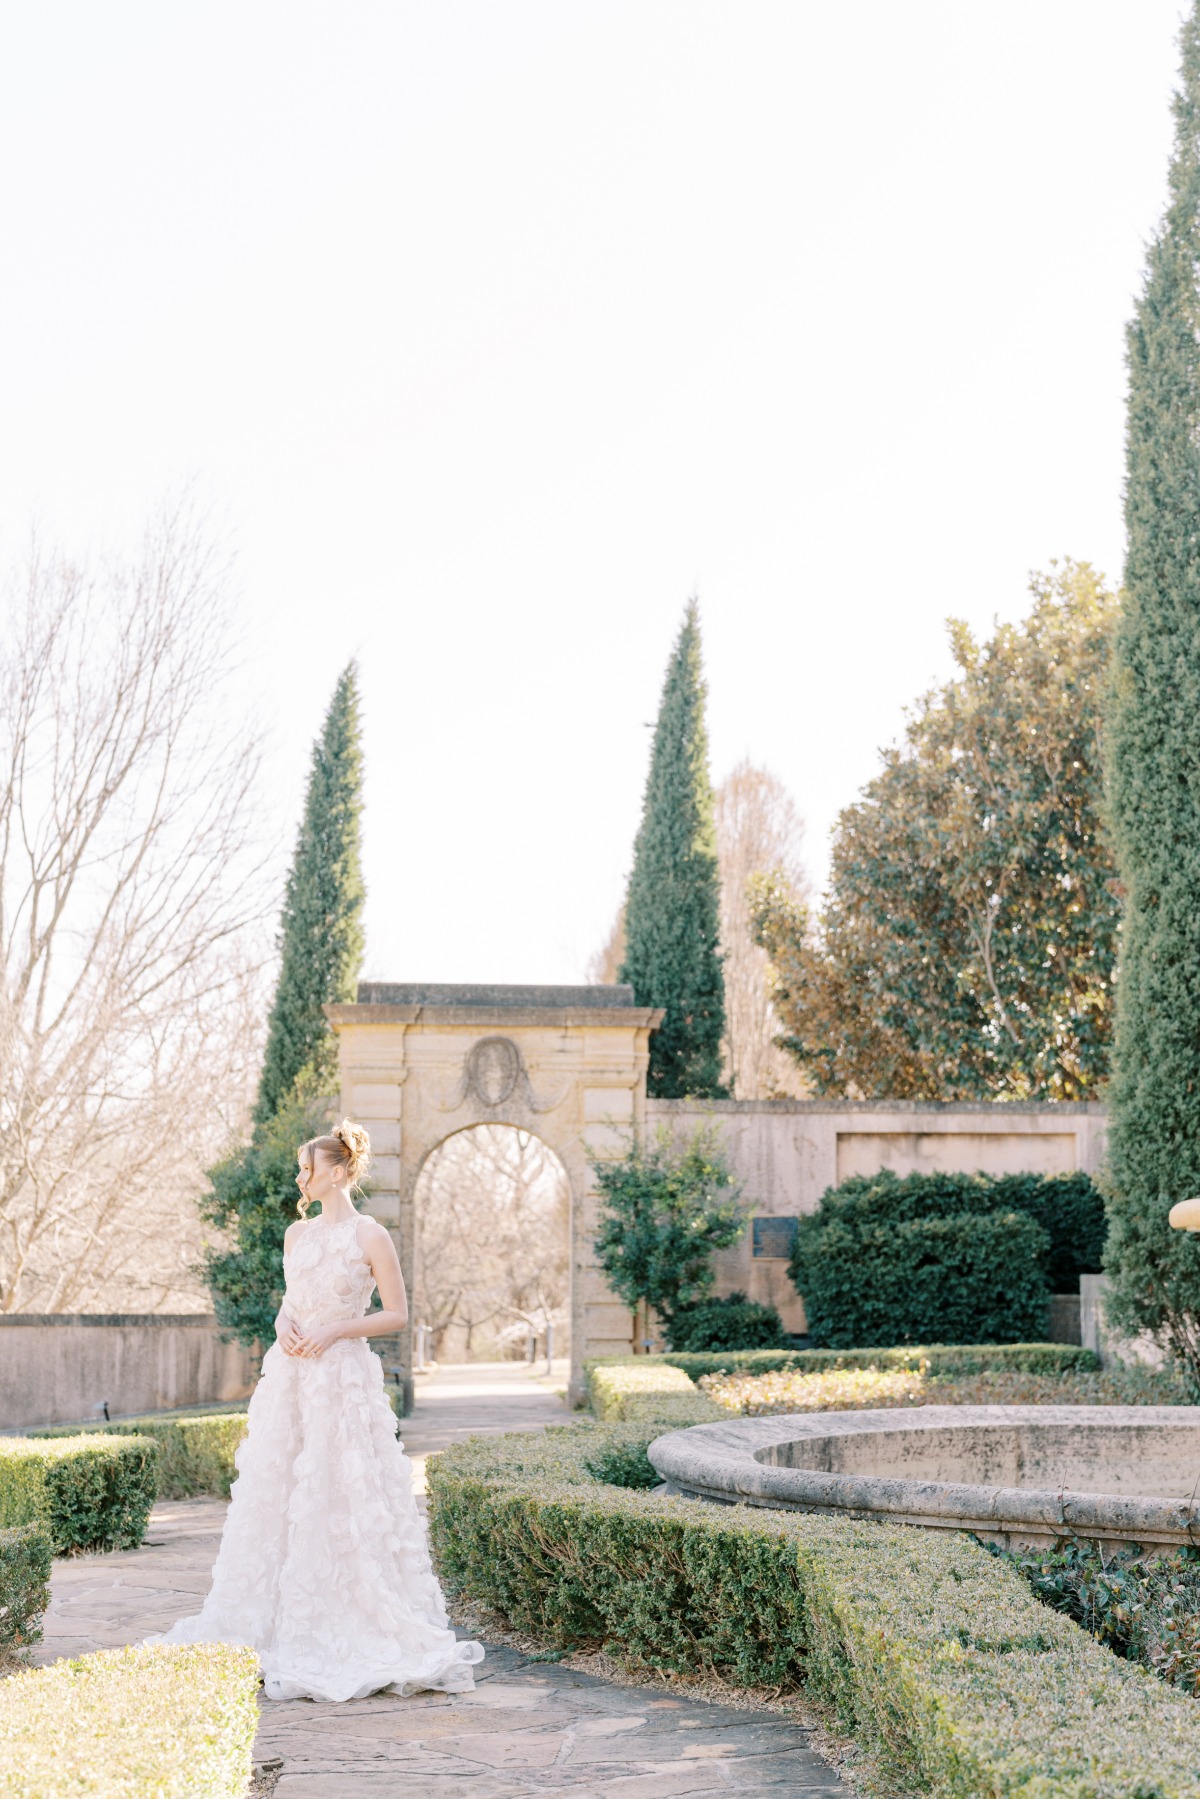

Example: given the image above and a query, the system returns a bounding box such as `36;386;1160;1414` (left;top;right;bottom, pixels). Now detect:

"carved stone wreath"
429;1034;570;1115
466;1036;521;1108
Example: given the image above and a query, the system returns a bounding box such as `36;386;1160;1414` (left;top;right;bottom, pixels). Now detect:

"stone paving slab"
256;1645;848;1795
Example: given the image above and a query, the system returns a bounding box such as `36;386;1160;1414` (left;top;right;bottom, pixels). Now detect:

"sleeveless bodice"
282;1214;376;1329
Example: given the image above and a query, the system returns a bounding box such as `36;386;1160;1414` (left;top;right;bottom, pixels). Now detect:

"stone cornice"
325;1003;664;1030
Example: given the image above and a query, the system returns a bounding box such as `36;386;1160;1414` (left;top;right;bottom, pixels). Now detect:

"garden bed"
427;1422;1200;1796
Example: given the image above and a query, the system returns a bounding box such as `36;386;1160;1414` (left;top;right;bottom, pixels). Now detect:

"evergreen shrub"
664;1291;785;1352
0;1436;157;1553
790;1171;1071;1346
0;1524;52;1659
0;1642;260;1798
427;1427;1200;1796
34;1412;248;1499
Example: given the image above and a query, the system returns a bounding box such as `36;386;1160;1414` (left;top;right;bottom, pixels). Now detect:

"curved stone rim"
647;1405;1200;1546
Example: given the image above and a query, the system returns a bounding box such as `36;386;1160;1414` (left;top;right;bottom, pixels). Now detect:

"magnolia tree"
752;562;1118;1102
415;1125;570;1360
0;503;268;1312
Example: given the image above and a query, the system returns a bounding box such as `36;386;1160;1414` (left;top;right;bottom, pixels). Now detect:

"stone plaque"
752;1215;798;1259
466;1036;521;1107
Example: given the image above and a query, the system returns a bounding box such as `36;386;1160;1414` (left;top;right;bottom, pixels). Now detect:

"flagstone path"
34;1363;851;1797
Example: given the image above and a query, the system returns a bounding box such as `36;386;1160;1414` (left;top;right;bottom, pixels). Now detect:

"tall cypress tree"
254;662;366;1125
620;600;726;1097
204;664;366;1342
1105;7;1200;1383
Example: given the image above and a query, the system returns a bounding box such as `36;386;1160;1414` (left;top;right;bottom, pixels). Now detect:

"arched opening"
412;1124;571;1370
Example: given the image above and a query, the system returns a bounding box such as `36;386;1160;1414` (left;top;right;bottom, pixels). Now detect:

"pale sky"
0;2;1186;984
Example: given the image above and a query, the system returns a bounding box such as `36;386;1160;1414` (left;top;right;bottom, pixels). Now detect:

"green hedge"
588;1341;1100;1385
0;1524;52;1658
0;1642;260;1797
663;1291;786;1352
34;1412;248;1500
0;1435;157;1552
794;1169;1105;1292
585;1362;725;1425
427;1427;1200;1797
792;1197;1052;1348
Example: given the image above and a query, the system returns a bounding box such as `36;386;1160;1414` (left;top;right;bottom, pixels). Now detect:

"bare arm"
274;1221;306;1355
337;1221;408;1339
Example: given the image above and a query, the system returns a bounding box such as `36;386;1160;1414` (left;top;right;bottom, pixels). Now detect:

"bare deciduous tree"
415;1125;569;1360
590;762;810;1099
586;905;626;987
0;503;270;1312
714;760;811;1099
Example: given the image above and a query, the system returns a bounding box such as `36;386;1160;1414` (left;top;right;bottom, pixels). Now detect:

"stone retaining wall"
647;1098;1107;1334
0;1314;257;1429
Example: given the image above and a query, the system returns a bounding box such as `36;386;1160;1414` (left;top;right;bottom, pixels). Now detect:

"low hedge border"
0;1524;52;1659
34;1412;248;1499
427;1426;1200;1797
0;1435;157;1553
0;1642;260;1798
588;1342;1101;1385
586;1362;725;1425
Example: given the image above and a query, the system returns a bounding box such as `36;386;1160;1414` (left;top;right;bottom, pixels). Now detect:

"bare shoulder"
283;1218;307;1249
356;1216;395;1254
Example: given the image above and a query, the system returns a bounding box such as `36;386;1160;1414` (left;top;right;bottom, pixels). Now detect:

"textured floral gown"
152;1213;483;1702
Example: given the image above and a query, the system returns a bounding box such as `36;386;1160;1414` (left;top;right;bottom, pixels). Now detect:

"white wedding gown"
151;1212;483;1702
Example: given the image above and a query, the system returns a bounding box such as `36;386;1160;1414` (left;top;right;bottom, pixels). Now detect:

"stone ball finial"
1168;1197;1200;1231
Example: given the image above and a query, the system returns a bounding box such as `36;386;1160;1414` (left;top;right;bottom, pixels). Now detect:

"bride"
152;1119;483;1703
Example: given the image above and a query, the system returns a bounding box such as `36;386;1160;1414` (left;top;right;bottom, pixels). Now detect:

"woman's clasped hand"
276;1312;342;1358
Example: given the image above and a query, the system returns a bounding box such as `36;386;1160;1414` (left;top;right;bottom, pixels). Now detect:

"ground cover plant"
427;1421;1200;1796
995;1540;1200;1699
0;1524;52;1665
0;1436;157;1553
0;1642;260;1798
34;1410;248;1499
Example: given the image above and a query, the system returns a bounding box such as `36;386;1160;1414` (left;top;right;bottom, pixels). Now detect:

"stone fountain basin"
647;1406;1200;1547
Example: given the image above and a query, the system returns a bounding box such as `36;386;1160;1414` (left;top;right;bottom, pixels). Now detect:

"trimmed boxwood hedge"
0;1642;260;1797
34;1411;248;1500
588;1341;1101;1386
585;1362;725;1425
0;1523;52;1658
0;1435;157;1553
427;1425;1200;1797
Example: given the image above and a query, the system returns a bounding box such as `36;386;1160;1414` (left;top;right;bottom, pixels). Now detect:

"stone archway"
324;984;662;1407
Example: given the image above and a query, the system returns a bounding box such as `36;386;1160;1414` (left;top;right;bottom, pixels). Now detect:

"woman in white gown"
152;1119;483;1703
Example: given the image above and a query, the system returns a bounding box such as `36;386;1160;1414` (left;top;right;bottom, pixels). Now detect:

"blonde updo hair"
297;1118;371;1218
